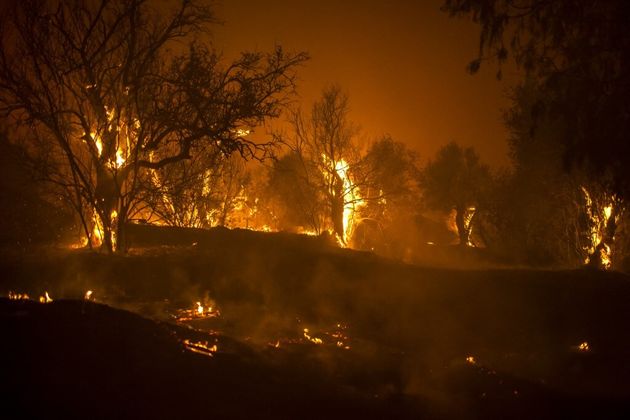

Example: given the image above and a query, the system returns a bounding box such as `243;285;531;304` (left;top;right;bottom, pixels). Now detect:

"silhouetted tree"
0;0;307;252
443;0;630;197
354;136;420;255
138;146;223;228
443;0;629;268
279;85;362;243
266;152;325;233
0;132;75;250
421;142;491;246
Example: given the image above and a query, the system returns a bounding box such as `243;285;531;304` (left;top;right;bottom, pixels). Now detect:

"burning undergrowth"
3;230;630;417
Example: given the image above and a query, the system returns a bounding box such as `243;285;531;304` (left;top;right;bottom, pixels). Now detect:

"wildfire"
577;341;590;352
464;207;476;247
581;187;617;269
446;206;477;246
92;208;104;248
182;339;218;357
8;291;30;300
321;155;365;244
85;290;93;300
174;300;220;322
303;328;323;345
39;291;53;303
90;209;119;250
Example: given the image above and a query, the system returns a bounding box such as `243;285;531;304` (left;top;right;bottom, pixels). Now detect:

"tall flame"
321;155;364;244
581;187;615;269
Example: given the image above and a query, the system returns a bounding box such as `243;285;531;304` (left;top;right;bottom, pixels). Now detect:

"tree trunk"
331;195;345;242
331;171;345;243
587;206;618;270
455;205;467;246
94;166;120;254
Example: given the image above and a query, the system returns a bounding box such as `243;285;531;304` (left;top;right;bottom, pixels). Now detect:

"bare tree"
278;85;362;243
0;0;307;252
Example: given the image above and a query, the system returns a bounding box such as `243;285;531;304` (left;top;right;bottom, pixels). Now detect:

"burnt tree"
0;0;307;252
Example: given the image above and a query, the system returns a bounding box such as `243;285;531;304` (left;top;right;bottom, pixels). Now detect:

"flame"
466;355;476;365
303;328;323;345
582;187;616;269
446;207;476;246
88;107;129;169
93;132;103;156
174;300;219;322
92;209;104;247
182;339;218;357
110;210;118;251
464;207;476;247
577;341;590;352
296;227;319;236
115;148;125;168
8;291;30;300
85;290;93;300
90;209;118;250
321;155;365;244
39;291;53;303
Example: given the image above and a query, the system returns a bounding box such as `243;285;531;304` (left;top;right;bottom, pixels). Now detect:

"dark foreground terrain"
2;227;630;418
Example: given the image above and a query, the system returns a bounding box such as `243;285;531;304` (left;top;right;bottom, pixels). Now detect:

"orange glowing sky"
213;0;520;167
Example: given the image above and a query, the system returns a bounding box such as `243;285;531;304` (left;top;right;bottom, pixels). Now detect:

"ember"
39;291;53;303
577;341;590;352
303;328;323;345
8;291;30;300
174;300;220;322
182;339;218;357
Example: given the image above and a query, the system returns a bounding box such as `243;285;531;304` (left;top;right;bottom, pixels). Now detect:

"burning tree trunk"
330;170;346;242
454;205;476;247
582;186;622;270
455;205;467;246
0;0;307;254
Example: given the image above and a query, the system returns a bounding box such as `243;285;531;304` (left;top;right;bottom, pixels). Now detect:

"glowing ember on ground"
39;292;53;303
303;328;323;344
85;290;93;300
466;356;477;365
577;341;590;352
174;300;220;322
182;339;218;357
8;291;30;300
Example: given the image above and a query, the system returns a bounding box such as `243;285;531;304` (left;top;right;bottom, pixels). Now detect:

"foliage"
265;152;325;233
274;85;362;242
353;136;421;255
0;0;307;252
421;141;491;246
443;0;630;197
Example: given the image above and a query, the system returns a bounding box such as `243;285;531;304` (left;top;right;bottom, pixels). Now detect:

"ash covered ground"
2;227;630;419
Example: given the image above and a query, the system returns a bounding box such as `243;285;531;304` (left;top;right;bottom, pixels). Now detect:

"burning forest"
2;0;630;419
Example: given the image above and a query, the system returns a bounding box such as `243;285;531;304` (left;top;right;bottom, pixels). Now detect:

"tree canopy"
421;141;491;246
0;0;307;252
443;0;630;197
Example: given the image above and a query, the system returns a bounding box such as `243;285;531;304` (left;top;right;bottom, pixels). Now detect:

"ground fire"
2;0;630;418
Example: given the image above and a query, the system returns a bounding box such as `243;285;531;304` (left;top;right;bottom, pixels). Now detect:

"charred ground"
2;227;630;418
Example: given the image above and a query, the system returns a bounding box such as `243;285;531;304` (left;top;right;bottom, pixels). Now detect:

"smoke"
3;227;630;410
